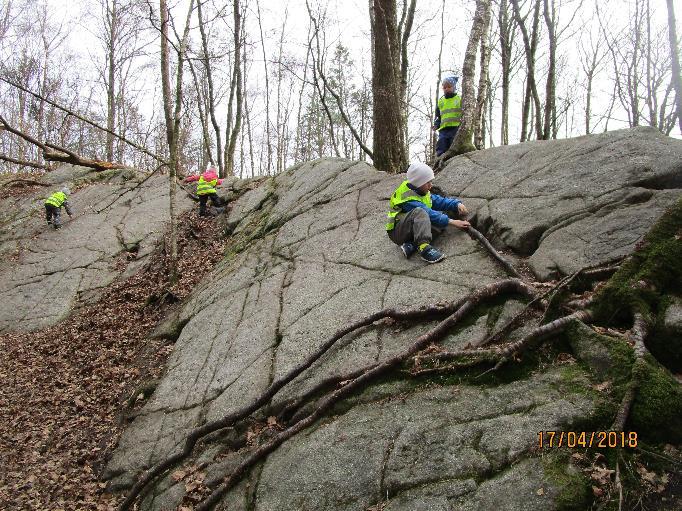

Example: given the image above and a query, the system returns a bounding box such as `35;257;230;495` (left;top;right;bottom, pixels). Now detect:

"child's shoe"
419;244;444;263
400;242;417;258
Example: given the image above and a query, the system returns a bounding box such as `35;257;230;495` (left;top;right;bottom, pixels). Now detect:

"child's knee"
413;208;430;220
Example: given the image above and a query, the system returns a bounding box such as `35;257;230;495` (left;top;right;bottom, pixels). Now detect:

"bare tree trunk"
371;0;407;173
498;0;512;145
196;0;222;174
542;0;556;139
105;0;117;161
667;0;682;134
159;0;194;285
431;0;445;158
225;0;244;176
512;0;542;140
448;0;491;156
579;30;606;134
474;8;492;149
255;0;272;175
295;23;312;163
274;11;287;174
398;0;416;155
629;0;643;127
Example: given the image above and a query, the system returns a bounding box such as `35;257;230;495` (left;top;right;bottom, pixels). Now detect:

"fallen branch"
0;114;123;172
0;154;49;170
196;279;536;510
0;177;49;188
119;296;496;509
0;75;166;166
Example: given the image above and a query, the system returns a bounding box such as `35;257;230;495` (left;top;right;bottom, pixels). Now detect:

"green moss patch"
630;355;682;444
541;451;592;511
593;197;682;324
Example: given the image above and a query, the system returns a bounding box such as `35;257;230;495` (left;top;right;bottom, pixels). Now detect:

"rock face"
436;126;682;279
0;165;194;332
103;128;681;510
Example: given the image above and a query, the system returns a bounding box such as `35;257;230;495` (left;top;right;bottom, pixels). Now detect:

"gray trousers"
388;208;442;247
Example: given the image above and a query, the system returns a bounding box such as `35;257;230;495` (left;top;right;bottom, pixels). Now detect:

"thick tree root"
194;279;536;510
611;313;649;432
466;226;522;278
119;280;534;510
412;309;593;376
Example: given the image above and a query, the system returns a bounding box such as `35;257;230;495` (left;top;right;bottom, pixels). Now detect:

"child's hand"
449;219;470;230
457;203;468;216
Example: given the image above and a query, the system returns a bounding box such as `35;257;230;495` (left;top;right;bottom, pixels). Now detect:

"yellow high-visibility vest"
45;191;67;208
437;95;462;129
385;180;432;231
196;176;218;195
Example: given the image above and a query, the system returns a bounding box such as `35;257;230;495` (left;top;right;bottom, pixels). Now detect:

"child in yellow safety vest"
386;163;469;263
433;76;462;156
44;187;73;229
184;167;226;216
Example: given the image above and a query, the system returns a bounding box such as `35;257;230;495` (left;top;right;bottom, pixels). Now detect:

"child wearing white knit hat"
385;162;469;263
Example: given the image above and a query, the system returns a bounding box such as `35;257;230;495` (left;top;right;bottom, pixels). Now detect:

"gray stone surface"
664;297;682;332
436;127;682;279
0;165;193;332
6;129;675;509
207;368;592;511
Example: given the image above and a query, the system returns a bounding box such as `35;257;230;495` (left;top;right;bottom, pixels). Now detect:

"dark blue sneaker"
419;244;445;263
400;242;417;259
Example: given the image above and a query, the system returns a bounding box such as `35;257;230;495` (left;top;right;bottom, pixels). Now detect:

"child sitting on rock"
386;162;470;263
184;166;226;217
44;187;73;229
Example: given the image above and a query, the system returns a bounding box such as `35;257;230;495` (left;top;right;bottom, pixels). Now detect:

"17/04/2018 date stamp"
538;431;638;448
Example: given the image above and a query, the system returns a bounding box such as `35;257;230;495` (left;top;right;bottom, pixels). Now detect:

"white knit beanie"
406;162;435;188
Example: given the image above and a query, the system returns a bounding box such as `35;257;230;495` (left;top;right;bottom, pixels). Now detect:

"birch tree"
665;0;682;134
436;0;492;163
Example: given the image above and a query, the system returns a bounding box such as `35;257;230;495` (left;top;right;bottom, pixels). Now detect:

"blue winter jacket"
400;183;462;228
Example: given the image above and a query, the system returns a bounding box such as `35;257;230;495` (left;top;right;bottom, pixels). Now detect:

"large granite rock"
103;128;680;510
436;126;682;279
0;129;668;508
0;165;194;332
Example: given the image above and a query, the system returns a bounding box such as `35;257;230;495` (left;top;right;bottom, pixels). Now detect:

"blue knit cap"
442;76;458;87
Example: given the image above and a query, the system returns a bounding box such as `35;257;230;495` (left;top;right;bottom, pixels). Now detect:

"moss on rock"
648;295;682;373
593;197;682;324
564;322;634;385
541;451;592;511
630;355;682;444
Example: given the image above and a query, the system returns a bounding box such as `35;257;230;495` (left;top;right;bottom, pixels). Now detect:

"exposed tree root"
120;279;535;510
611;313;649;432
278;363;380;425
120;282;534;510
194;279;536;510
117;198;679;509
412;309;593;376
466;226;522;278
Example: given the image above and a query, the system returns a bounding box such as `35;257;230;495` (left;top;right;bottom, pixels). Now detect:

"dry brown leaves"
0;210;227;510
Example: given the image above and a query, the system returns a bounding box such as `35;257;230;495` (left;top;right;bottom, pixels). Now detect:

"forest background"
0;0;680;180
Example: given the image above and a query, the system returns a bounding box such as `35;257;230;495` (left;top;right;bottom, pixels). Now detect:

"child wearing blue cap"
433;76;461;156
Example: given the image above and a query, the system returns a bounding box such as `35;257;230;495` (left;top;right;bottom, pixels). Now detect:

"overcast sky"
10;0;682;166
